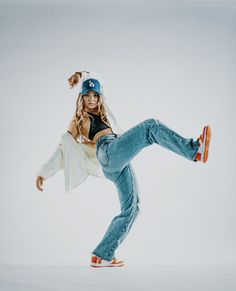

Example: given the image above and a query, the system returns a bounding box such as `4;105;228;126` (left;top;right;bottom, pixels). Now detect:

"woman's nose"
89;95;96;100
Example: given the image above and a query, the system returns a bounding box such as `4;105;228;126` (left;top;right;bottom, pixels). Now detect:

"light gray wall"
0;0;235;266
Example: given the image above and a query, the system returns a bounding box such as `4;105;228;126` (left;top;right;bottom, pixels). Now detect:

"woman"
36;71;211;268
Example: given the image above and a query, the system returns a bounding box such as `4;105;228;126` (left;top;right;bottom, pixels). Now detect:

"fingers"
68;78;74;89
68;74;76;87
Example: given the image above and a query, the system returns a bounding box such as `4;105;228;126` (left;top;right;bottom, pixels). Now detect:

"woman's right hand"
36;176;45;191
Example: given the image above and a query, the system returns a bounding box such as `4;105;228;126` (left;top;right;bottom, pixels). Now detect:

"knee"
142;118;160;130
126;204;140;221
132;200;140;216
143;118;159;124
122;199;140;216
132;204;140;221
135;204;140;216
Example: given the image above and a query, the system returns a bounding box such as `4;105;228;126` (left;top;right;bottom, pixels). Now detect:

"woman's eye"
84;94;98;98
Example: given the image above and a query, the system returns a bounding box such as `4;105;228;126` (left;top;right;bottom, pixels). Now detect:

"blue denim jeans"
92;118;199;261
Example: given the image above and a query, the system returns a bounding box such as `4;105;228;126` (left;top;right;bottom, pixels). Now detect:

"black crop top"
88;112;111;140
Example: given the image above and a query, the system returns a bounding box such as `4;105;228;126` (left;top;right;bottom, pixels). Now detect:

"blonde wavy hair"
68;92;112;142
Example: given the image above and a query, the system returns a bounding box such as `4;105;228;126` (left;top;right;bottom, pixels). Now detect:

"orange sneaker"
90;255;125;268
194;126;211;163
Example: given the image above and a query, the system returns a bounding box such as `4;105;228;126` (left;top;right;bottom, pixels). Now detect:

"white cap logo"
88;80;95;88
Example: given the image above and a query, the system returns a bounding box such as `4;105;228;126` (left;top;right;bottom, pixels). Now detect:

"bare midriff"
81;127;114;149
93;128;114;144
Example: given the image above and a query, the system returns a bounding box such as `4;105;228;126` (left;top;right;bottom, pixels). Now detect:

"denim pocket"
96;142;109;167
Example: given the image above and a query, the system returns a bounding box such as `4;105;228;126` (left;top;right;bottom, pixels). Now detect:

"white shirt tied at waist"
37;132;106;194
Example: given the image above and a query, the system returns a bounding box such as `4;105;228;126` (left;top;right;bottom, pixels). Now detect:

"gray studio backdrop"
0;0;235;267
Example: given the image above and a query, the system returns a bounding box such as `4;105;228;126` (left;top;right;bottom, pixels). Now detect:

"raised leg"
100;118;199;172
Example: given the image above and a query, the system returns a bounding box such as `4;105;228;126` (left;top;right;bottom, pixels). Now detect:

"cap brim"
80;89;101;95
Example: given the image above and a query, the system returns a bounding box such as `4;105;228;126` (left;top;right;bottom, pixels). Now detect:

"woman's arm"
67;71;89;88
36;70;89;191
36;143;64;191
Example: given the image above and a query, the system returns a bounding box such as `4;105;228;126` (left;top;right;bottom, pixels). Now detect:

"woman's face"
83;91;99;111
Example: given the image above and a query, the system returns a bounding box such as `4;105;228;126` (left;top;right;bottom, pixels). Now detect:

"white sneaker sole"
90;259;124;268
90;263;124;268
196;126;211;163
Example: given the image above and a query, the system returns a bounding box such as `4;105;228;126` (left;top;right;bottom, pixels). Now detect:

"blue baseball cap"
80;78;102;95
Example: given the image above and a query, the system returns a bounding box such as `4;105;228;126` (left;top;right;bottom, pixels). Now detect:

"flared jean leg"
92;163;140;262
101;118;199;172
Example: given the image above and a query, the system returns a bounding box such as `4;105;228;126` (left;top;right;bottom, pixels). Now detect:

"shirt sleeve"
36;143;64;180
